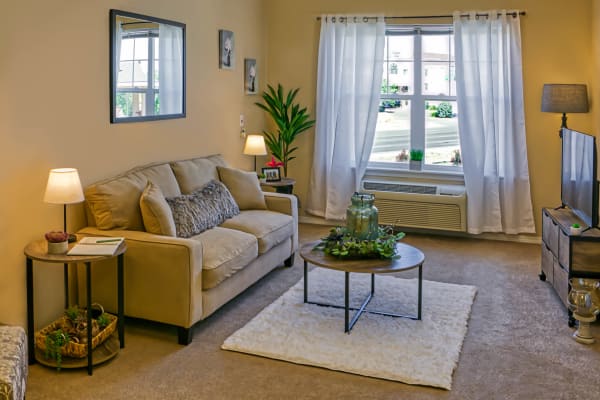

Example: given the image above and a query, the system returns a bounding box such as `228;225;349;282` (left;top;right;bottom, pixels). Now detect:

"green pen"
96;238;121;243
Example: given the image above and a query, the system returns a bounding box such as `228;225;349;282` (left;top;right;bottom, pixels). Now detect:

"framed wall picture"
244;58;257;95
262;167;281;182
219;29;234;69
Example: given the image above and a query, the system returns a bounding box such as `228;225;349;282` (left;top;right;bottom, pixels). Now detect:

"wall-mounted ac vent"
361;180;467;232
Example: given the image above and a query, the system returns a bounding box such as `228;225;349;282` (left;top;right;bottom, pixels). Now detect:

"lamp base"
67;233;77;243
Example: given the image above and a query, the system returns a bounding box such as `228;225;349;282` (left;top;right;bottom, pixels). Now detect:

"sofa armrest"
264;192;298;253
76;227;204;328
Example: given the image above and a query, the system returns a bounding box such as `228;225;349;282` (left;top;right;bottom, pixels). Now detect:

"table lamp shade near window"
44;168;84;241
243;134;267;172
243;134;267;156
541;84;589;135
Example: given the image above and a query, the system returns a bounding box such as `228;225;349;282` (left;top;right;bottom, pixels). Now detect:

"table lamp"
43;168;85;242
243;134;267;172
541;84;589;137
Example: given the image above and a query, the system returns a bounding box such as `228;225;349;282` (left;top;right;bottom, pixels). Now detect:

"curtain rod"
316;11;526;22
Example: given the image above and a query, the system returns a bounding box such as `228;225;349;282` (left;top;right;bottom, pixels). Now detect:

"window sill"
364;165;464;185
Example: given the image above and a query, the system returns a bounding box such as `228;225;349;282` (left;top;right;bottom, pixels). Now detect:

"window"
370;26;462;172
116;29;160;118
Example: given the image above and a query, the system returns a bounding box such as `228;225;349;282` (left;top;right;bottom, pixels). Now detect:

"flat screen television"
561;128;599;227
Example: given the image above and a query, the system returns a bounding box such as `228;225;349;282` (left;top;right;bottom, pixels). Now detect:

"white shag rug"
222;268;477;390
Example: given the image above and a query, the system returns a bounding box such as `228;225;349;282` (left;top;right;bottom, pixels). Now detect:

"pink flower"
266;156;284;167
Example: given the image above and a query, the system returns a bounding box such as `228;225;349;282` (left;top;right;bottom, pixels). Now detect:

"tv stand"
540;207;600;326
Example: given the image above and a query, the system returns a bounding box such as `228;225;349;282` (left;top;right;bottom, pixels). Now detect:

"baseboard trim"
298;216;541;245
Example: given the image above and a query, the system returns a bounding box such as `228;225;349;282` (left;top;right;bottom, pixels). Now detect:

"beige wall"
264;0;596;235
0;0;266;328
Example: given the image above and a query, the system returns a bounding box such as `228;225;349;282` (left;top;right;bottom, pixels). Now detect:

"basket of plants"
35;303;117;366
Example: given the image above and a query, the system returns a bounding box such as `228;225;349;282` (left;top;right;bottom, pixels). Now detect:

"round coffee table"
299;241;425;333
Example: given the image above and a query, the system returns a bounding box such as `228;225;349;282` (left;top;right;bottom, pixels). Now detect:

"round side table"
24;239;126;375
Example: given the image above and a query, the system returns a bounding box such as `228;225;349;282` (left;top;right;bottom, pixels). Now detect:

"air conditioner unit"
361;180;467;232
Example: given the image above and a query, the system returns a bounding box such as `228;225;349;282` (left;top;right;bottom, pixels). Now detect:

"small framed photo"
219;29;234;69
262;167;281;182
244;58;257;95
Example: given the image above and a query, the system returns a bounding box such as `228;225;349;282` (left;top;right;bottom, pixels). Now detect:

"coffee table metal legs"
303;261;423;333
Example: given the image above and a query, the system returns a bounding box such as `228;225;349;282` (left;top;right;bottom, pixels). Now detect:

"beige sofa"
76;154;298;345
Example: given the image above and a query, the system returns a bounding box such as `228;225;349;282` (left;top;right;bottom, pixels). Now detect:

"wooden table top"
300;241;424;274
24;239;126;263
260;178;296;187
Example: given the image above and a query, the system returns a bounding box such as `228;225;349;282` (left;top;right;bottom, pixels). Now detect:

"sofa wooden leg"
178;327;193;345
284;254;295;267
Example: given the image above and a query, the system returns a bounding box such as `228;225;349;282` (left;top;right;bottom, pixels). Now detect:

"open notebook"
67;237;125;256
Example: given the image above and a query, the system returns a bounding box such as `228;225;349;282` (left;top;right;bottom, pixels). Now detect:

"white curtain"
159;23;183;114
453;10;535;234
306;15;385;220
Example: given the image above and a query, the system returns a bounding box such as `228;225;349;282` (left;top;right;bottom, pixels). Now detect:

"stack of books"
67;237;125;256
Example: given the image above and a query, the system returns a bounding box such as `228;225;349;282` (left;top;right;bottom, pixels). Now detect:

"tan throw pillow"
139;181;177;236
217;166;267;210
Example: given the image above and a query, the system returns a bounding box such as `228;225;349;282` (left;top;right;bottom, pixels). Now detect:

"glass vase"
346;192;379;240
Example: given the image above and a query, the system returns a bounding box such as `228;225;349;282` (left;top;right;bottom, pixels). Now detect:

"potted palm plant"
255;84;316;177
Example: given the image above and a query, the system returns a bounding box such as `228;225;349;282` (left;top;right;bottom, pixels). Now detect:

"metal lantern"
346;192;379;240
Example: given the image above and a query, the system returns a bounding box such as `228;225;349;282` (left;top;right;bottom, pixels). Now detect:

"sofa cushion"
220;210;293;254
191;227;258;290
85;163;181;230
139;181;177;236
217;166;267;210
166;180;240;238
170;154;228;194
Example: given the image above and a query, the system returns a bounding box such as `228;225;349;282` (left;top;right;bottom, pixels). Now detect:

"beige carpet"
222;268;477;389
25;224;600;399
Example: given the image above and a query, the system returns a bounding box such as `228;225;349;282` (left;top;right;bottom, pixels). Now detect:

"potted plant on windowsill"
255;84;316;178
409;149;424;171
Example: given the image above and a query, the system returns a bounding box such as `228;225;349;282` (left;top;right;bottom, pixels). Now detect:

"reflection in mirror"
110;9;186;123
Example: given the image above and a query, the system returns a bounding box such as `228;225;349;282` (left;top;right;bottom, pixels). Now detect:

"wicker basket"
35;313;117;359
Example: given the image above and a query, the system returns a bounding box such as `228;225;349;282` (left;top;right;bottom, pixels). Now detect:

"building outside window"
116;29;160;118
370;25;462;172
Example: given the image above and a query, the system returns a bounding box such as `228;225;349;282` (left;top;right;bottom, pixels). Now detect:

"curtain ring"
354;16;358;23
363;16;369;23
341;17;346;23
332;17;336;23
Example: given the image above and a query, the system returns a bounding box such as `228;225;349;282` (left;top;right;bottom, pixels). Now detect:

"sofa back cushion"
170;154;228;194
85;163;181;230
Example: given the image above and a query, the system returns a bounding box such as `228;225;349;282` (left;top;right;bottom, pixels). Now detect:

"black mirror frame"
110;9;186;123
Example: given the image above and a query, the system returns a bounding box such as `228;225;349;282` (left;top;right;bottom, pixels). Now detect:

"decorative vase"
346;192;379;240
47;240;68;255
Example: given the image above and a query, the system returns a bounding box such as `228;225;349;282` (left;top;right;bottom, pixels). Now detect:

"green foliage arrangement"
44;329;70;370
410;149;424;161
314;226;405;259
255;84;316;177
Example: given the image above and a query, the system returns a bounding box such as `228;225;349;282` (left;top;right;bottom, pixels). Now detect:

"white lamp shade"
243;134;267;156
43;168;85;204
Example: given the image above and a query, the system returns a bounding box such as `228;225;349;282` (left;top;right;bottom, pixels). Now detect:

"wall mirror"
110;9;186;123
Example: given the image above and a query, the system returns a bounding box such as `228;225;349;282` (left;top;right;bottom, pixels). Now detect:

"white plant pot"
570;226;584;236
47;240;68;255
409;160;422;171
